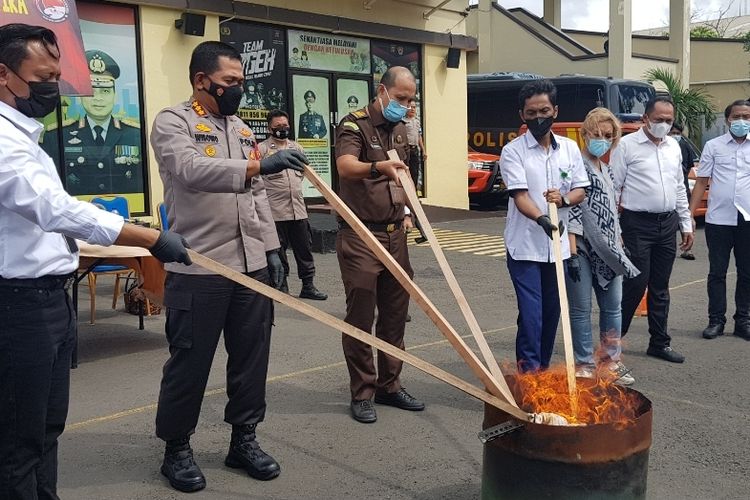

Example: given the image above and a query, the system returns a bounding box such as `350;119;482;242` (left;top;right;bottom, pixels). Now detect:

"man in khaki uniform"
149;41;308;493
335;66;424;424
259;109;327;299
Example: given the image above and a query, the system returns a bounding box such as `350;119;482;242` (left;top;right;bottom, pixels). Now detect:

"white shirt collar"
0;100;43;142
523;131;559;150
86;115;112;135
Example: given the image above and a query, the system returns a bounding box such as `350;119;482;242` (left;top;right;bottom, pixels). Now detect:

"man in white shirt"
689;99;750;340
610;96;694;363
0;24;190;499
500;80;589;372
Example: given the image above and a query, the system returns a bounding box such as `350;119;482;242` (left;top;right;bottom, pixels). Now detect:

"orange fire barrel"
480;380;652;499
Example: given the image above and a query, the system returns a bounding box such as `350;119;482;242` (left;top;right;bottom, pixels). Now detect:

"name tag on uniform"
194;133;219;143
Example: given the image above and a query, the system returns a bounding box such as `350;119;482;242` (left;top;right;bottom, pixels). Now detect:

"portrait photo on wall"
292;74;332;197
221;20;288;142
336;79;369;117
40;1;147;213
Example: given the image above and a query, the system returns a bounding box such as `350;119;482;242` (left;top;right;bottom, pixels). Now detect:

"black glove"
567;254;581;282
266;250;284;289
558;219;565;236
259;149;308;175
536;215;558;240
150;231;191;265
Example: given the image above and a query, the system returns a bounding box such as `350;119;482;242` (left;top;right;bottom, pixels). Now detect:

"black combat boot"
225;424;281;480
160;437;206;492
299;279;327;300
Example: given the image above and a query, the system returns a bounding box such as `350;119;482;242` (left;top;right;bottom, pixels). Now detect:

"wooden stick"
187;249;531;421
548;202;577;406
303;164;519;408
388;150;508;390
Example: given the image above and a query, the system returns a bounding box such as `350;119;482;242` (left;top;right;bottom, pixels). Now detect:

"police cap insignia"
303;90;316;101
85;50;120;81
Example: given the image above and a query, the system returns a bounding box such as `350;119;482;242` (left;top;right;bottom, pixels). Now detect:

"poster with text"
39;1;147;213
221;20;288;142
292;74;331;197
1;0;91;95
288;29;370;74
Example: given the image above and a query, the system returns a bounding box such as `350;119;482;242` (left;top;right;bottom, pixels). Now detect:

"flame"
513;365;641;428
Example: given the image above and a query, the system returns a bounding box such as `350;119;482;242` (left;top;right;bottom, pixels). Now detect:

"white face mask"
647;120;672;139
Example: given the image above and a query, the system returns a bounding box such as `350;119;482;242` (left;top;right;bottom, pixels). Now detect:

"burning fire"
513;365;641;428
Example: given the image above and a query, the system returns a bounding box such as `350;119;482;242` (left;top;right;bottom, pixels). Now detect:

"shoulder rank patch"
351;109;367;119
204;145;216;157
342;121;360;131
191;100;207;117
195;123;212;133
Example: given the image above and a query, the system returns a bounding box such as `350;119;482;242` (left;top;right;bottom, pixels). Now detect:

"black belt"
0;273;75;290
622;209;676;221
339;220;403;233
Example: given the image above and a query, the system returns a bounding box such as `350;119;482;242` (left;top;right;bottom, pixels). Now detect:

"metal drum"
481;379;652;500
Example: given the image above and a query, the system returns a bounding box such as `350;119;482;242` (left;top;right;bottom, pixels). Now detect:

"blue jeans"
507;256;560;372
565;253;623;366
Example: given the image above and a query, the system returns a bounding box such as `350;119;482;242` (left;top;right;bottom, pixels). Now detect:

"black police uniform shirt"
298;111;327;139
41;116;143;195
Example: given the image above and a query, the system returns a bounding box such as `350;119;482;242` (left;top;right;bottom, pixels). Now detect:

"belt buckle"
386;223;396;233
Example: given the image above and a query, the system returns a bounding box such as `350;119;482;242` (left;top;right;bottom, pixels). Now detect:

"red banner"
1;0;92;95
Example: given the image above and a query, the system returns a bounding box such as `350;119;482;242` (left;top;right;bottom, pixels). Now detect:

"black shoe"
299;282;327;300
406;314;412;322
702;323;725;339
414;236;428;244
374;388;425;411
279;277;289;294
646;346;685;363
734;321;750;340
680;251;696;260
350;399;377;423
160;437;206;492
225;424;280;481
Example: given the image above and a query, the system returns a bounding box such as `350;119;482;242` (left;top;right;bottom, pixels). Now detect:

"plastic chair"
86;196;135;324
157;202;169;231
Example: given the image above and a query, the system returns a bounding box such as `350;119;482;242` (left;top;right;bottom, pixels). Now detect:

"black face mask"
525;116;554;139
205;78;243;116
8;70;59;118
271;127;290;139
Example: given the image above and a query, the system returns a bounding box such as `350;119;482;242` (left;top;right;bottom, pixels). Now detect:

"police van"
467;74;656;205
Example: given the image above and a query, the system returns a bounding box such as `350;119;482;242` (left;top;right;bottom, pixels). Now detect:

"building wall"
140;6;221;217
136;2;472;213
421;45;468;209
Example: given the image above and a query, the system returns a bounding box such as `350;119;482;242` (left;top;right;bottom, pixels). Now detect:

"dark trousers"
408;146;421;189
155;270;273;441
336;228;413;400
0;284;75;500
275;219;315;282
620;210;679;348
705;214;750;325
506;256;560;372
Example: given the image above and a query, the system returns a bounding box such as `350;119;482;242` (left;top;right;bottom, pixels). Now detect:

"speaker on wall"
446;47;461;69
175;13;206;36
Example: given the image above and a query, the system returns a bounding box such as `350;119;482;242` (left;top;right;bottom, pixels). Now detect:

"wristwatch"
561;195;571;208
370;161;380;179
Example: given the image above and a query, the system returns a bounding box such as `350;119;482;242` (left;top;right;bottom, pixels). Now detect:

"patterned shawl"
568;158;640;288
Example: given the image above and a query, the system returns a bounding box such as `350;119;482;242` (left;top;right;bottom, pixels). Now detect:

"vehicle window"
469;87;520;128
616;84;654;115
555;83;606;121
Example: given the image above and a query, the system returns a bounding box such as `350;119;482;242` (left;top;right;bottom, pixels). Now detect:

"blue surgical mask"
729;119;750;137
380;87;409;123
586;138;612;158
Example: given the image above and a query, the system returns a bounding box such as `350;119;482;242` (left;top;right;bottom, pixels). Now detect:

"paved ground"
59;210;748;500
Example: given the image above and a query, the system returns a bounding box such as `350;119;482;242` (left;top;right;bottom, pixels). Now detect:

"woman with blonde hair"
566;108;640;385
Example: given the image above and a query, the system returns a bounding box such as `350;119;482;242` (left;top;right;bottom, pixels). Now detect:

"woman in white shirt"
565;108;640;385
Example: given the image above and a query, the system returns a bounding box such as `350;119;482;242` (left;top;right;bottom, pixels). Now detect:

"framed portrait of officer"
40;1;149;214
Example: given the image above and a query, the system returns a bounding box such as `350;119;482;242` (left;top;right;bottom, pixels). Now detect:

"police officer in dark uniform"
297;89;327;139
335;66;424;424
41;49;142;195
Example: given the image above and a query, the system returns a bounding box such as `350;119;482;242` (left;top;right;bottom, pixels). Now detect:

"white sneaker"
575;365;595;379
608;361;635;386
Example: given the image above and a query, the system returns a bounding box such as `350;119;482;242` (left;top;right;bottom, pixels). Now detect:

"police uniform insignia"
114;145;141;165
351;110;367;119
67;137;81;145
194;133;220;144
205;145;217;157
195;123;212;133
191;100;207;117
396;135;403;144
343;122;359;131
371;136;379;143
89;53;106;74
239;128;252;137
